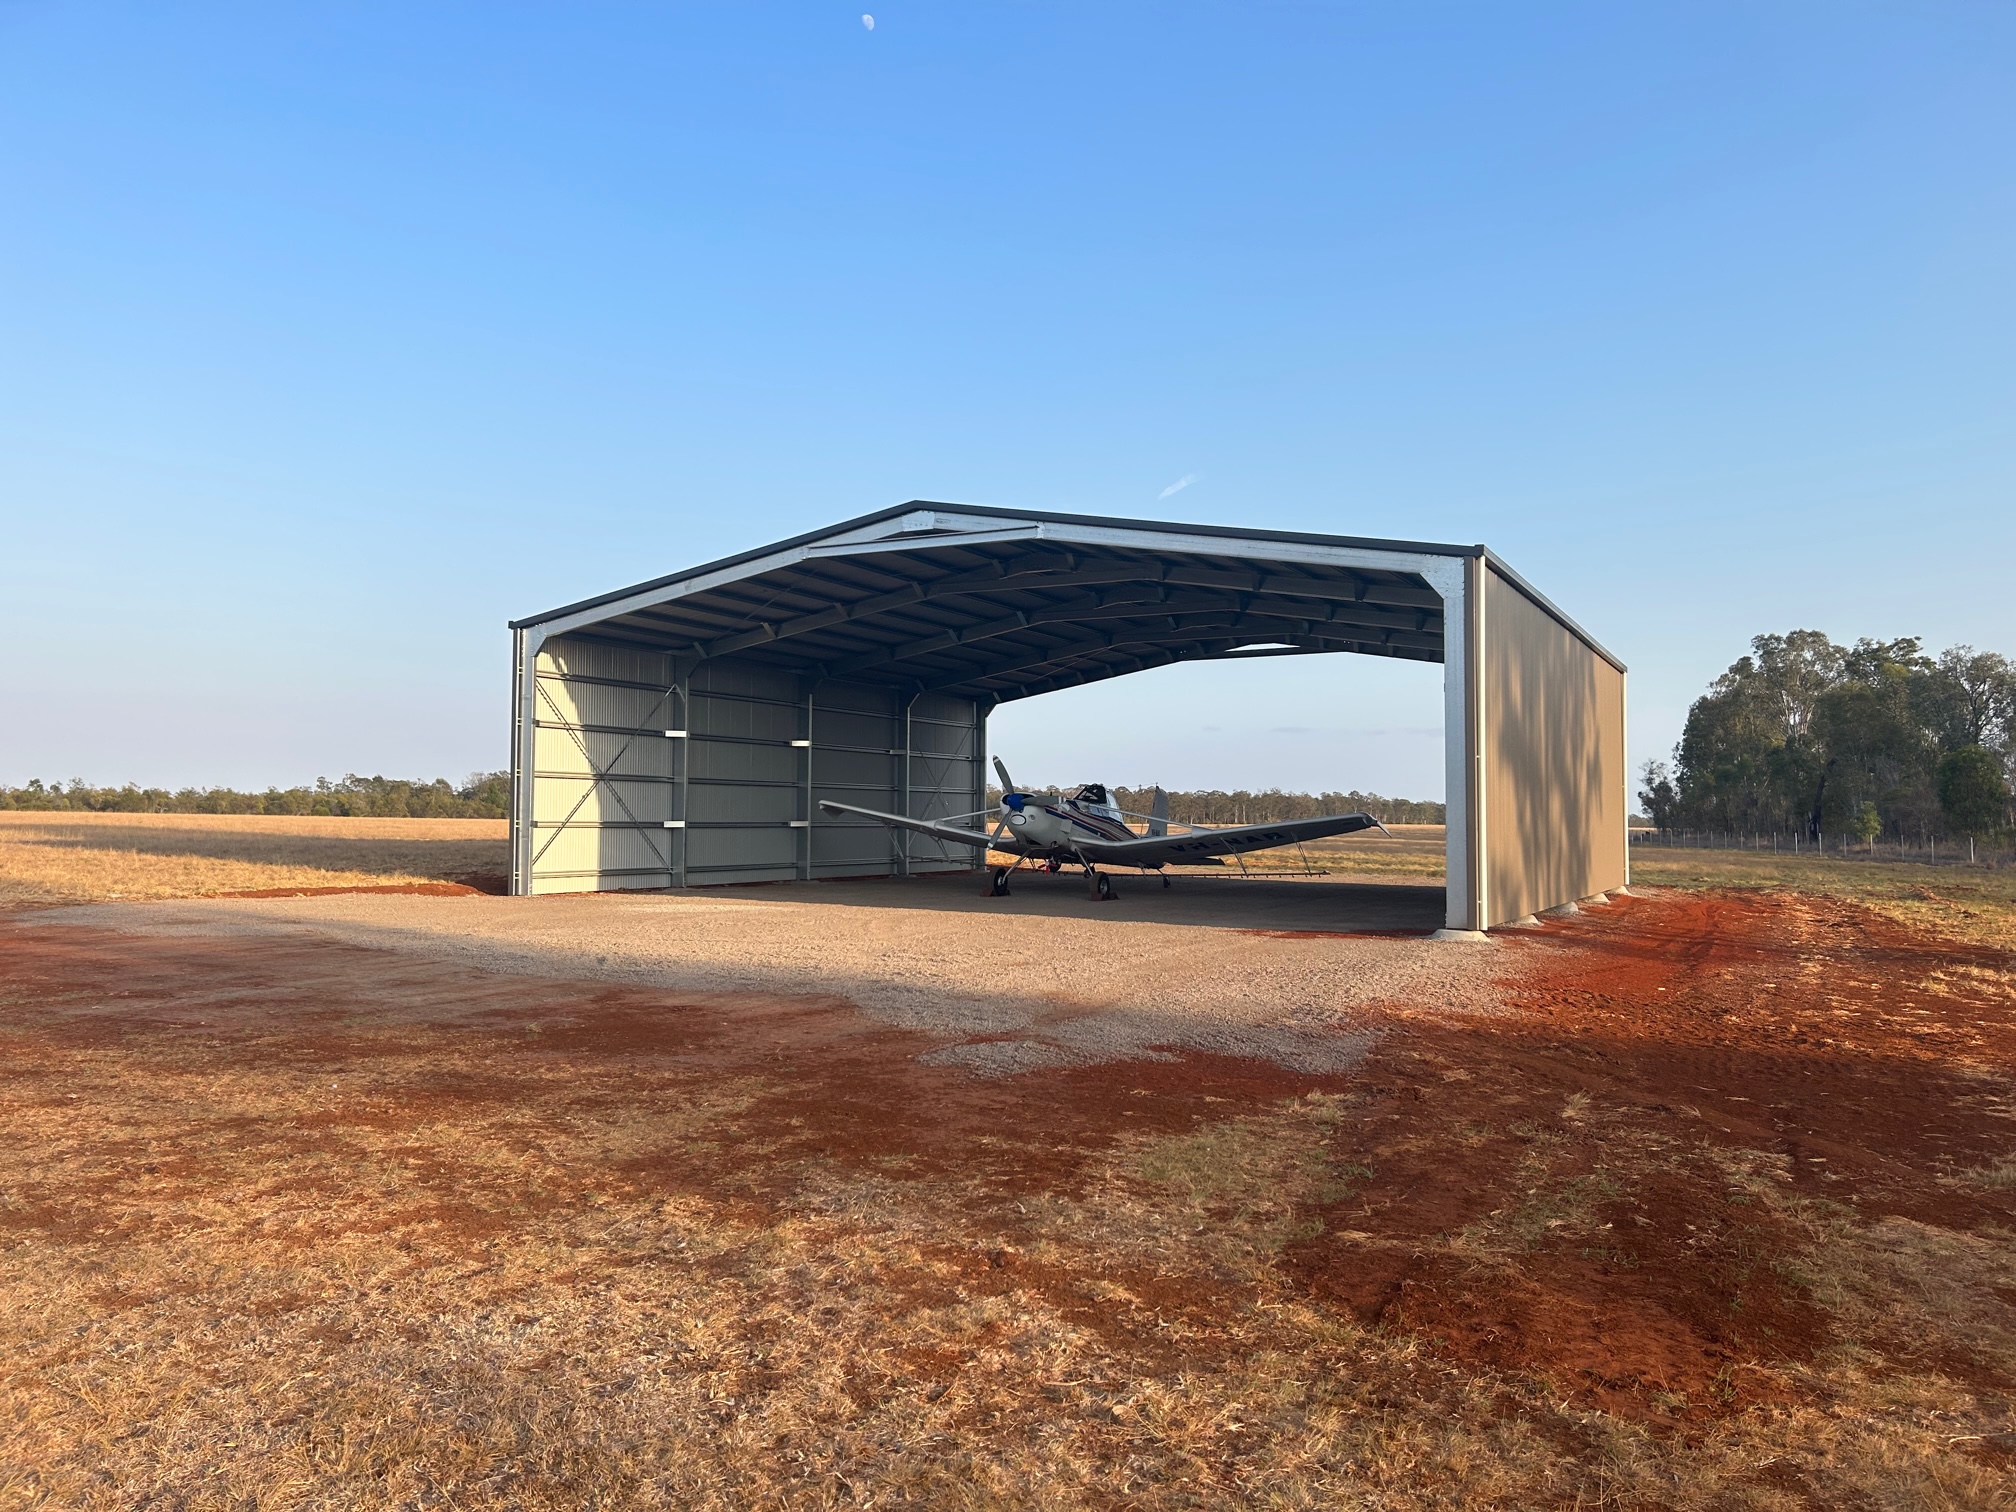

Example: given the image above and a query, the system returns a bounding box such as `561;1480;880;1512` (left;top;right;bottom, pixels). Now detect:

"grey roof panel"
508;502;1620;699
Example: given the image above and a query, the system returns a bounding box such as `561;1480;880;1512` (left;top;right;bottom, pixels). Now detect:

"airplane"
818;758;1389;900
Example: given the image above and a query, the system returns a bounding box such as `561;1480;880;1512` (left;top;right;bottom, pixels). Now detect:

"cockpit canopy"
1066;783;1124;820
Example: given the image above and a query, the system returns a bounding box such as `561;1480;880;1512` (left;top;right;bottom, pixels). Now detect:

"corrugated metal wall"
1480;568;1627;923
517;635;982;894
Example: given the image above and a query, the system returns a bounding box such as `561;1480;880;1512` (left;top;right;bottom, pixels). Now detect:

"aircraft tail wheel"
986;867;1011;897
1095;872;1116;902
1162;874;1172;889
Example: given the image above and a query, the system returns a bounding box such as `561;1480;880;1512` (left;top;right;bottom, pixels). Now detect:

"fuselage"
998;783;1137;857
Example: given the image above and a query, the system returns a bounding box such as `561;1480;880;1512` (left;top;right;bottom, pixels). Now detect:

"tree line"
0;772;511;819
1117;787;1445;826
1639;632;2014;842
989;784;1445;826
10;771;1447;827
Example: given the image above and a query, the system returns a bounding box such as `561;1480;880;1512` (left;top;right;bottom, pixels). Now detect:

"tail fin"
1149;786;1169;837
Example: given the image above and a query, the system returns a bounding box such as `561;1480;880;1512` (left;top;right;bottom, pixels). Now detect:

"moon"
861;13;874;28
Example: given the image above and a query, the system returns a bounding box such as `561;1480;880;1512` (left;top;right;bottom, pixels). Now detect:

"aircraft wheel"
1045;858;1061;874
1161;873;1172;889
986;867;1012;897
1094;872;1116;902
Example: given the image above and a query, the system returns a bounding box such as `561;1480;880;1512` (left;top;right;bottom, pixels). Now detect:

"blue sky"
3;2;2011;797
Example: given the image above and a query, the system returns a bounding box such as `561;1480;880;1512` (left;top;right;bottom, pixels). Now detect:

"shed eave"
507;502;1484;633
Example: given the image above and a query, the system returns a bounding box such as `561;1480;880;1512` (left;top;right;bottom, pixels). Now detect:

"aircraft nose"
1003;793;1024;812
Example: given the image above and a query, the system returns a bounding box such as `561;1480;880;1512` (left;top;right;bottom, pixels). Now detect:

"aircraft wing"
815;799;1025;854
1081;812;1386;867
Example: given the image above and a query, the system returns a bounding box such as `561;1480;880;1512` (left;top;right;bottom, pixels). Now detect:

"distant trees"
1117;787;1445;826
0;772;510;819
986;784;1445;826
14;770;1443;827
1938;747;2010;837
1642;632;2015;842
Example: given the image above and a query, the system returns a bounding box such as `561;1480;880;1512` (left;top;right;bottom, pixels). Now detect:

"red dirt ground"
4;887;2014;1438
1287;890;2016;1419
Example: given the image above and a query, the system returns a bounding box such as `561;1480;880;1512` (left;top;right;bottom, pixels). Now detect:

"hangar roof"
511;504;1618;702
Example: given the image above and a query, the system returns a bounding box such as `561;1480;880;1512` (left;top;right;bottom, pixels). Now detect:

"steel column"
972;698;989;873
673;665;690;887
799;685;815;881
897;692;915;877
509;626;542;896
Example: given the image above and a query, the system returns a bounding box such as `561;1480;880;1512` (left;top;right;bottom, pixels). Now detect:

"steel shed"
506;504;1627;931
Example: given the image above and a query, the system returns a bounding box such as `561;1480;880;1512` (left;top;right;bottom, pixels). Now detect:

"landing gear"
1161;873;1172;888
1088;869;1115;902
1044;857;1062;874
986;867;1012;897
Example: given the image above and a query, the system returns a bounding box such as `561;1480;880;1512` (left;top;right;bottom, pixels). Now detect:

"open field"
3;862;2015;1509
0;813;510;907
1241;822;1447;881
1631;847;2016;954
0;812;1434;909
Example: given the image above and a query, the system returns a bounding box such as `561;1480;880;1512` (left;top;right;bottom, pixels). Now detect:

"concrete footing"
1541;901;1581;918
1429;928;1494;944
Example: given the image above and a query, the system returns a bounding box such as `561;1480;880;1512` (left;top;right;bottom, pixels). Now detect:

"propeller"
987;756;1019;855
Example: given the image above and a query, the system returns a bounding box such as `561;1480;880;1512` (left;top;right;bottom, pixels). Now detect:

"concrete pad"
35;871;1504;1076
768;868;1447;934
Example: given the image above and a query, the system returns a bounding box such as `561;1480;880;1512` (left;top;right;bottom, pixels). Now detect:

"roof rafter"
995;638;1440;702
639;555;1442;664
917;618;1416;694
833;602;1440;679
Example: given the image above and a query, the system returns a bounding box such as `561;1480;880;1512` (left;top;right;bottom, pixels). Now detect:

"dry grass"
4;895;2015;1511
4;1057;2007;1511
1292;822;1447;881
1631;846;2016;952
0;813;508;906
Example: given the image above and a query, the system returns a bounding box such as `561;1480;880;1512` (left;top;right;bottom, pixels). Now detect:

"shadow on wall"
1484;573;1625;923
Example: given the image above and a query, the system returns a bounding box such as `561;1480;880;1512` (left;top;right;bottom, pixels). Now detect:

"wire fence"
1631;828;2011;868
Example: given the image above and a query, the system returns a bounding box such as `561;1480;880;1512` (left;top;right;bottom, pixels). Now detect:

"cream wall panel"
530;776;671;824
690;696;800;743
1482;569;1627;923
686;784;798;823
537;639;675;689
534;677;673;732
531;726;673;781
518;638;984;891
